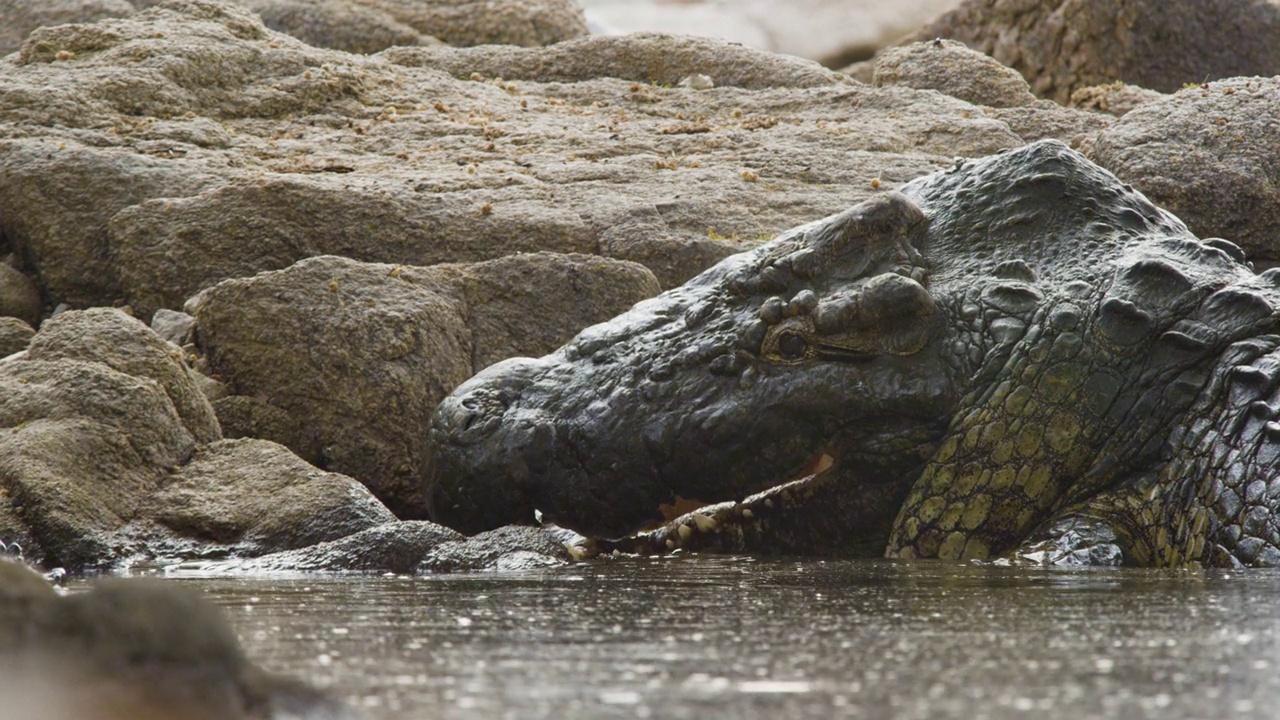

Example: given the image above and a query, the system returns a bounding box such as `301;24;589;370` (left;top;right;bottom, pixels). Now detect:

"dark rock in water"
416;525;573;573
0;559;360;719
916;0;1280;102
229;520;465;573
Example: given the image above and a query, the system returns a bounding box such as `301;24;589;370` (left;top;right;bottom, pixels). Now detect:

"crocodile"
427;140;1280;568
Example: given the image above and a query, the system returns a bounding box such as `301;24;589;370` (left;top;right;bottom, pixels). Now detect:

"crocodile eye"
776;330;809;361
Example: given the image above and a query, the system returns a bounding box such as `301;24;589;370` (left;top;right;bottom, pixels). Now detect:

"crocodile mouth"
588;450;843;555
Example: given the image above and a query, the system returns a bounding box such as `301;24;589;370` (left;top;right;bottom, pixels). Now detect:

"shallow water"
167;557;1280;719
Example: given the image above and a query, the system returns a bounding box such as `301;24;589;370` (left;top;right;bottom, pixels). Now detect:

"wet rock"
1069;81;1167;117
0;316;33;357
0;559;359;720
0;263;40;327
915;0;1280;102
873;39;1035;109
0;0;135;57
189;252;657;517
417;525;572;573
152;438;395;553
231;520;465;573
1090;77;1280;264
27;308;220;444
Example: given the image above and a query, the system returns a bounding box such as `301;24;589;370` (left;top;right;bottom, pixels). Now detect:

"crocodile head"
428;191;962;538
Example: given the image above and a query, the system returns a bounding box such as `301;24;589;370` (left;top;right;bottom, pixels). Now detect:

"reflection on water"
166;557;1280;719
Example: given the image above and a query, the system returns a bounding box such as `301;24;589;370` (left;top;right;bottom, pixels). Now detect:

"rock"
0;560;359;720
0;308;391;571
872;39;1035;109
244;0;437;54
0;140;225;312
0;358;195;569
26;308;221;444
361;0;589;48
381;32;850;89
0;0;135;57
213;394;319;458
151;438;395;553
429;251;661;371
188;255;473;519
915;0;1280;103
583;0;961;68
417;525;572;572
1069;81;1167;117
1090;77;1280;264
150;307;196;345
0;316;33;357
0;263;40;326
188;252;657;517
228;520;465;573
0;2;1099;318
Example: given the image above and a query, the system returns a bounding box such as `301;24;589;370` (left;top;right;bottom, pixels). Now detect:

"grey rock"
0;263;40;327
188;252;657;517
429;251;661;371
1069;82;1167;117
915;0;1280;102
873;39;1035;109
152;438;395;552
380;32;849;89
417;525;572;573
244;0;437;54
231;520;464;573
27;308;221;444
0;316;33;357
149;307;196;345
188;255;473;519
361;0;589;48
1090;77;1280;264
0;0;135;57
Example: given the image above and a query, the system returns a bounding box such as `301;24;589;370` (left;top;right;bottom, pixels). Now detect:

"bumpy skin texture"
428;140;1280;568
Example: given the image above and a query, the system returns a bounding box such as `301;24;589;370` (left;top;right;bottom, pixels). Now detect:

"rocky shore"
0;0;1278;576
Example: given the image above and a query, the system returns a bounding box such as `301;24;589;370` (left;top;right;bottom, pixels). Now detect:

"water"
162;557;1280;719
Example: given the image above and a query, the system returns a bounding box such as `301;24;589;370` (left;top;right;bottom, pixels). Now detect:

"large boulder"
915;0;1280;102
0;560;359;720
1090;77;1280;264
0;308;395;570
872;39;1035;109
189;252;658;517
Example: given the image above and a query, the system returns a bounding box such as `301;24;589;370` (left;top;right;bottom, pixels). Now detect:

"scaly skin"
428;140;1280;568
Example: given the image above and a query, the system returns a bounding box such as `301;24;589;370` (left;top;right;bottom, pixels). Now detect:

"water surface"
173;557;1280;719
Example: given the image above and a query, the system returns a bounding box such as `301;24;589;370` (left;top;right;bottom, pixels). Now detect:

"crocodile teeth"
692;514;718;532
